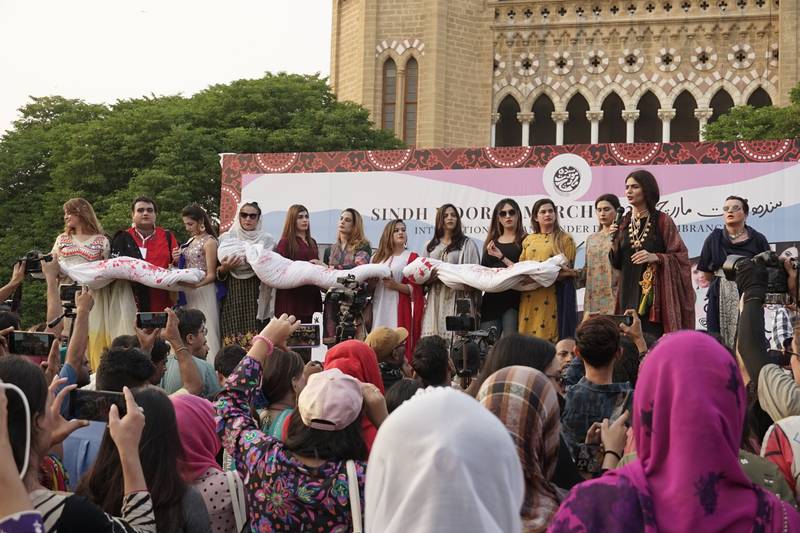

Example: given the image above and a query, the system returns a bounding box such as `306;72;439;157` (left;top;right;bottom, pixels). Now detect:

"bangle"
603;449;622;461
252;335;274;356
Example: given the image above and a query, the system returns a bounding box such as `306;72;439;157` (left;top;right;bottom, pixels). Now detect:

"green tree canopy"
0;73;402;326
704;85;800;141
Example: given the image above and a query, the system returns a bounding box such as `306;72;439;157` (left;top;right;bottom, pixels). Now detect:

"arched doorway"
709;89;734;124
496;95;522;147
671;90;699;142
564;93;591;144
531;94;556;146
747;87;772;108
635;91;661;142
599;92;626;143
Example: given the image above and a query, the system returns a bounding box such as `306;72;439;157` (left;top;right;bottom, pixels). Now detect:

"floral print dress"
215;357;366;532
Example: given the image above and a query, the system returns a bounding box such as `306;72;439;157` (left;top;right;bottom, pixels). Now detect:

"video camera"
18;250;53;275
445;298;498;383
324;274;370;345
723;250;798;304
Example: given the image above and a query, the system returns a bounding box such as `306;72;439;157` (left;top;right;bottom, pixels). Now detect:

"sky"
0;0;332;134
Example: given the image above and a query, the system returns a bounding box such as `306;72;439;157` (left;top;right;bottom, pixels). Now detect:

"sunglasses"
239;212;259;220
499;209;516;218
722;205;743;213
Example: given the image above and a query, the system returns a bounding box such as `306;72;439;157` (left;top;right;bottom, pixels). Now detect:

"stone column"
586;110;603;144
621;109;640;143
517;112;534;146
658;108;676;143
490;113;500;147
694;108;713;141
552;111;570;145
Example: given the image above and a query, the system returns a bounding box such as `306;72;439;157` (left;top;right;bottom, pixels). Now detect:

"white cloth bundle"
402;255;567;292
245;244;391;289
60;257;204;290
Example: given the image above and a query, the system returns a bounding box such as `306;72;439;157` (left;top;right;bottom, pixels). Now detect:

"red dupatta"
399;251;425;362
650;212;695;332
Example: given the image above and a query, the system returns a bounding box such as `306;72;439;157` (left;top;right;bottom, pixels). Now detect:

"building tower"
331;0;797;148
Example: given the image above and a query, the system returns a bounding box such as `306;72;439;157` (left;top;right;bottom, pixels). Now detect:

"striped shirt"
31;489;156;533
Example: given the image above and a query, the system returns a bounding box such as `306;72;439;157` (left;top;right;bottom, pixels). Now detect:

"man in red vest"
126;196;177;312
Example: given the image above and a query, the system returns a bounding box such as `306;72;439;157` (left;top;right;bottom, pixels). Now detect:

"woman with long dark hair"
480;199;527;337
175;204;220;361
257;349;307;440
78;387;211;533
371;219;425;359
0;356;157;532
697;196;769;348
610;170;694;337
582;194;622;315
518;199;577;343
274;204;323;323
421;204;481;338
217;200;276;348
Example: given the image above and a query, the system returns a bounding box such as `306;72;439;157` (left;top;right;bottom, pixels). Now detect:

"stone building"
329;0;797;147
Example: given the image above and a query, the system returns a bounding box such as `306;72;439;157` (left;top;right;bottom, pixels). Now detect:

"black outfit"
609;214;666;338
479;242;522;322
697;226;770;334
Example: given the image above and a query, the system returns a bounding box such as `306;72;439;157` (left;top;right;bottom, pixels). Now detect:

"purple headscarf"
549;331;799;532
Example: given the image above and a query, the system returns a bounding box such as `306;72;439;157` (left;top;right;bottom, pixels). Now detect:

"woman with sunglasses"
696;196;769;348
479;199;526;337
217;201;276;348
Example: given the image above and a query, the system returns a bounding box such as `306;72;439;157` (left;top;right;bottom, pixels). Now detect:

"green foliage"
704;87;800;141
0;73;402;326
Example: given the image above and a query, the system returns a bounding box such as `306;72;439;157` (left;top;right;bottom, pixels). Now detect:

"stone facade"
330;0;797;147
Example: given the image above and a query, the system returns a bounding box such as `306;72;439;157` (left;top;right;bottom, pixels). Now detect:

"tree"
704;85;800;141
0;74;402;326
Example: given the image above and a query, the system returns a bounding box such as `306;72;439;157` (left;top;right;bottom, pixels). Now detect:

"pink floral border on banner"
219;140;800;230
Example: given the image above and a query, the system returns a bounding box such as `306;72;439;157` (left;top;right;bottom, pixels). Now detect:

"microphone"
612;207;625;236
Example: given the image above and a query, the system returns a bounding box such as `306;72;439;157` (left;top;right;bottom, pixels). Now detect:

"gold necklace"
628;212;651;250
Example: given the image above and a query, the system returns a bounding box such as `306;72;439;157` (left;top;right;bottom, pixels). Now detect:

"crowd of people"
0;167;798;532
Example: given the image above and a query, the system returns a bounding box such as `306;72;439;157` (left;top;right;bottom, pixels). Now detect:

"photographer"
0;261;25;305
736;257;800;422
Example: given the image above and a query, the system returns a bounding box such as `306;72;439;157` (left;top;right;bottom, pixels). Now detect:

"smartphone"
136;312;168;329
59;283;81;302
8;331;55;357
602;314;634;327
69;389;126;422
286;323;321;348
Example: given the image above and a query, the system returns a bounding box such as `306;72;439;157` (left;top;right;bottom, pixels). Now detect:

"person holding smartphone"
560;316;633;462
0;355;156;532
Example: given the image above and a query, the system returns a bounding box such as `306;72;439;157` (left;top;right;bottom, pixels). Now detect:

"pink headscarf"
551;331;799;532
171;394;222;483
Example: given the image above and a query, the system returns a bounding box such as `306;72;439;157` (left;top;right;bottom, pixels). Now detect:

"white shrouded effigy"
402;255;567;293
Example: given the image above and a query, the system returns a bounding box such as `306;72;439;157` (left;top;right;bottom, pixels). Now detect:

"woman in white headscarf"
217;200;276;348
365;387;525;533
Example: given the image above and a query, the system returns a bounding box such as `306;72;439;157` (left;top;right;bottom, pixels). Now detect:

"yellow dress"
518;232;576;342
